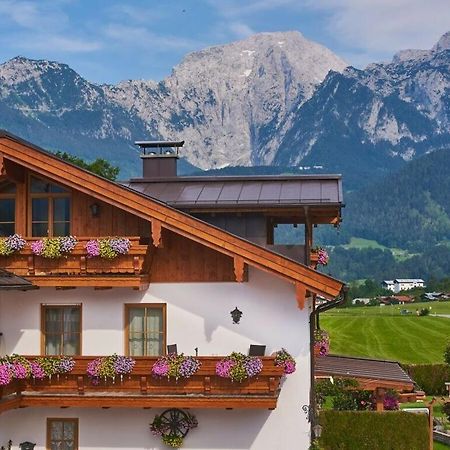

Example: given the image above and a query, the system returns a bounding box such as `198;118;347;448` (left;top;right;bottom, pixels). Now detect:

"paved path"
433;314;450;318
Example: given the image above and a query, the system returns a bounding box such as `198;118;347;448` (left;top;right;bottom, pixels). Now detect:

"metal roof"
0;269;38;290
124;175;343;209
315;355;414;385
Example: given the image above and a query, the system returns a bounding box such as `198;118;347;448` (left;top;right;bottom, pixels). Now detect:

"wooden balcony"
0;356;285;413
0;237;150;288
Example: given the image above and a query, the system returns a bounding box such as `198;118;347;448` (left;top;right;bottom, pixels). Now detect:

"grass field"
343;237;414;260
321;302;450;364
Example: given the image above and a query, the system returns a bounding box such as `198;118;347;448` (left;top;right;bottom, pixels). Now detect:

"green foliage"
332;389;373;411
316;378;358;408
404;364;450;395
319;410;429;450
418;308;430;316
348;279;390;300
443;402;450;421
55;151;120;181
444;343;450;366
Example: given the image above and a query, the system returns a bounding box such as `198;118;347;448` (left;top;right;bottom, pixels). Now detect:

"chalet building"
0;132;345;450
383;279;425;293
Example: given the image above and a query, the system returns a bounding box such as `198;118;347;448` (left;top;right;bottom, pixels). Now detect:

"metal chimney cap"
134;140;185;148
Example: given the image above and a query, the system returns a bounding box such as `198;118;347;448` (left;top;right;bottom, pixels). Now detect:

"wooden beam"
151;219;162;247
3;158;25;183
233;256;245;282
296;283;307;310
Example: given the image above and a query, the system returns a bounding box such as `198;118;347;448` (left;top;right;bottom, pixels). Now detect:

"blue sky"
0;0;449;84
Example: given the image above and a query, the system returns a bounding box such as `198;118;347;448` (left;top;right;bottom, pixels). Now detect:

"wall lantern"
89;203;100;217
230;307;243;324
19;443;36;450
312;424;322;439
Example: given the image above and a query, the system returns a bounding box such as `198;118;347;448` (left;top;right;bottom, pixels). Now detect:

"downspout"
308;285;349;441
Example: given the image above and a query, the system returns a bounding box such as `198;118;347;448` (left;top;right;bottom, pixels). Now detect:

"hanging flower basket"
0;234;26;256
150;409;198;448
86;354;135;384
215;352;263;382
151;354;201;381
0;355;75;385
311;247;329;265
314;329;330;356
31;236;77;258
274;348;296;374
85;237;131;259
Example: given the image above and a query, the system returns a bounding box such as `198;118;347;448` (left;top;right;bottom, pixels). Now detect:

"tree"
54;151;120;181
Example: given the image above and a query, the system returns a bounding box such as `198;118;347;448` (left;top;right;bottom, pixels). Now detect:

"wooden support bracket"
80;256;87;275
233;256;245;282
140;376;147;395
295;283;307;310
151;219;162;247
269;377;276;393
203;376;211;393
27;255;35;276
77;376;84;395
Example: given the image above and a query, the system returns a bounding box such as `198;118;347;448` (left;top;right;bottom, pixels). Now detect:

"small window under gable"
0;180;16;236
29;175;71;237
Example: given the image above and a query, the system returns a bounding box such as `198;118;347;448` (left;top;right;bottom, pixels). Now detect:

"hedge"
319;410;429;450
404;364;450;395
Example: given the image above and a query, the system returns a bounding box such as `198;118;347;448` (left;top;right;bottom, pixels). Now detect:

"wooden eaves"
0;131;345;304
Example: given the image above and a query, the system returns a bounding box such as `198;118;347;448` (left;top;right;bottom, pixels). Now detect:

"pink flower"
0;364;12;386
31;240;44;255
30;361;46;379
152;360;170;377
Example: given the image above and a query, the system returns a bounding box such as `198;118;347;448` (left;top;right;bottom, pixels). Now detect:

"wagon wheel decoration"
150;408;198;448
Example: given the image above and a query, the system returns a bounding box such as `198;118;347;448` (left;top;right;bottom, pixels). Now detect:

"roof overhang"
0;130;345;302
0;269;38;291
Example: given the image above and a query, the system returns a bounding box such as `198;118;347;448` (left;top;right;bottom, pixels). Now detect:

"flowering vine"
314;329;330;356
215;352;263;382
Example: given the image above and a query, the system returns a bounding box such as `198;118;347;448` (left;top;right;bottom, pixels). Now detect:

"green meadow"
321;302;450;364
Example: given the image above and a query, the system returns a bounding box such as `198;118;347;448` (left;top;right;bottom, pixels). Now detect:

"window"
42;305;81;355
125;304;166;356
47;418;78;450
29;175;71;237
0;181;16;236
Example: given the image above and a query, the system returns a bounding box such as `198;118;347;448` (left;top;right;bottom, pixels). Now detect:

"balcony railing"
0;237;150;287
0;356;285;412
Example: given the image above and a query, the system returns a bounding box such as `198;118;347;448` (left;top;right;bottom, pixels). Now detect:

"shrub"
404;364;450;395
443;402;450;421
444;342;450;365
418;308;430;316
319;410;429;450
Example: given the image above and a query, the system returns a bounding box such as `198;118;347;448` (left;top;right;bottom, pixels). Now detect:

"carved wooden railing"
0;237;149;277
0;356;285;411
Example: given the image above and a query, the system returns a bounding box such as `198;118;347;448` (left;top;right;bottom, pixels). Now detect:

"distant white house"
352;298;372;305
383;279;425;293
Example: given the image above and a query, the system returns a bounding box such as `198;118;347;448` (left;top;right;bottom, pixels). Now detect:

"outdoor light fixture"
89;203;100;217
230;307;243;324
312;424;323;438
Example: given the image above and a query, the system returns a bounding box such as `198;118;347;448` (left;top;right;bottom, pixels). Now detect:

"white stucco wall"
0;267;313;450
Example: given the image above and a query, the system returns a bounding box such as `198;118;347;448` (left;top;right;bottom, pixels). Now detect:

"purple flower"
31;240;44;255
179;357;201;378
244;357;263;377
11;363;28;379
114;356;135;375
6;234;26;252
109;238;131;255
0;364;12;385
58;357;75;373
87;358;101;378
30;361;46;379
85;239;100;257
152;359;170;378
59;236;77;253
284;360;296;374
215;359;235;378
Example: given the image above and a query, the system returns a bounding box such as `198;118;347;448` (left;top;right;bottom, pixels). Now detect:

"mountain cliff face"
0;31;448;182
0;31;347;176
274;32;450;187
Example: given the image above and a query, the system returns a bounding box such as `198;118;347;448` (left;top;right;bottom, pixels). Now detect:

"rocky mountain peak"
433;31;450;52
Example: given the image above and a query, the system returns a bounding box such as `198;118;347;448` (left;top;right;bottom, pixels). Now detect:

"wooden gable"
0;131;345;301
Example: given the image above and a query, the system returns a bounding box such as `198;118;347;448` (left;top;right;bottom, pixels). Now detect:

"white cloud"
309;0;450;56
228;22;256;38
208;0;301;17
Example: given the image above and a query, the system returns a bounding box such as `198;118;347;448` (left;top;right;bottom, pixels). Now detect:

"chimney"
134;140;184;178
